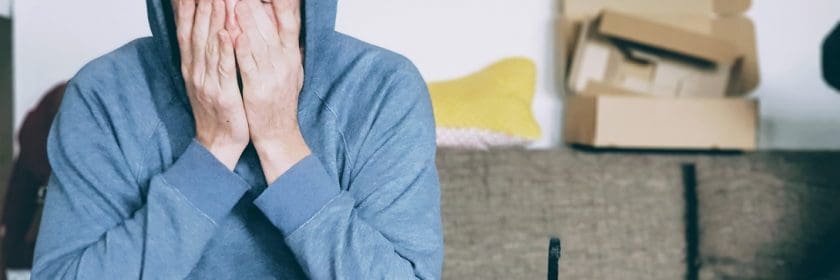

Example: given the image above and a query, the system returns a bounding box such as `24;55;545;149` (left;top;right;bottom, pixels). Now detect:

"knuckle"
235;4;247;16
205;88;220;97
191;33;204;45
180;65;191;76
177;32;189;44
235;36;248;48
192;63;205;75
218;64;233;78
241;64;257;74
190;75;203;88
196;93;212;105
205;44;215;58
197;1;211;12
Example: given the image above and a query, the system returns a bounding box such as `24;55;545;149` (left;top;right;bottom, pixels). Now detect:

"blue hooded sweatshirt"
31;0;444;279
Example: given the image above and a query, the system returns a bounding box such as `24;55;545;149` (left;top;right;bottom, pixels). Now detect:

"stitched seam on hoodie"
158;175;219;226
284;193;344;240
309;88;354;172
134;120;165;185
84;78;157;190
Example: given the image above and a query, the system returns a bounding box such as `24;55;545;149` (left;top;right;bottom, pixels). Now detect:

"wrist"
197;138;247;171
254;134;312;184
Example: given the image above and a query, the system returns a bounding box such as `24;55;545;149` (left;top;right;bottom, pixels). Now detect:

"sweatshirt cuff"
161;140;250;223
254;154;341;236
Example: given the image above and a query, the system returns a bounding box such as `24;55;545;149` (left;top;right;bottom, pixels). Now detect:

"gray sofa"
1;149;837;279
437;149;840;279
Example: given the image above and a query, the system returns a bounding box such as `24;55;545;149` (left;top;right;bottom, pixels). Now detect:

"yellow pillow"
428;57;541;149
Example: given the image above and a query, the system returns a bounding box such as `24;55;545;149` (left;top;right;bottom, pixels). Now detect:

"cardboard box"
568;11;743;98
559;0;759;94
558;0;760;150
564;87;758;150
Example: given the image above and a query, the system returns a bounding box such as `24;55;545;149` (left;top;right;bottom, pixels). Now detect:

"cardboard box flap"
561;0;752;21
713;0;752;16
713;17;759;94
568;18;738;98
598;10;741;65
558;0;760;96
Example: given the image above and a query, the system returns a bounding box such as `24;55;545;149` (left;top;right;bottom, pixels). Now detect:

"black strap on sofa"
548;237;561;280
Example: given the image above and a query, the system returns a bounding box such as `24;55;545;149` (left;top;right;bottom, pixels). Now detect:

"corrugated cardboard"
558;0;759;95
712;0;751;16
598;11;740;65
568;12;741;98
559;0;760;150
564;94;758;150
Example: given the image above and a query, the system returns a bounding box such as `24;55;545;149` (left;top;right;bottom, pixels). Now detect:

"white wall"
0;0;10;19
12;0;149;146
337;0;562;148
12;0;840;150
747;2;840;149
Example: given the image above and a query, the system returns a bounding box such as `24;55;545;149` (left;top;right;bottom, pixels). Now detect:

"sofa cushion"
437;149;688;279
696;153;840;279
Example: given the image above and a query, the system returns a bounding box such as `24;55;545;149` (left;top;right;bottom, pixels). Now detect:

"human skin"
173;0;310;184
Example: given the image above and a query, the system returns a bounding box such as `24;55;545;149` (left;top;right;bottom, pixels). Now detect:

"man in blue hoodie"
31;0;443;278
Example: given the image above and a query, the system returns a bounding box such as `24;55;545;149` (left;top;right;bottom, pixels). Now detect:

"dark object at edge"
548;237;561;280
682;164;700;280
1;83;66;276
825;22;840;91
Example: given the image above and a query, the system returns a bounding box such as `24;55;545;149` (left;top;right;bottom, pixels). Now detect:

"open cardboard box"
570;10;744;98
557;0;761;151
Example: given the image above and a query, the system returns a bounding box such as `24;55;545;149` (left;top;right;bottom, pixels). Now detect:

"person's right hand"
175;0;249;170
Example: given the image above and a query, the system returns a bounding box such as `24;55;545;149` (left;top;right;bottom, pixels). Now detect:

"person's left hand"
234;0;310;184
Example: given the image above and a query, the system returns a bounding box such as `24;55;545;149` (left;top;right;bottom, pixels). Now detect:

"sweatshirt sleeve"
31;81;250;279
253;68;444;279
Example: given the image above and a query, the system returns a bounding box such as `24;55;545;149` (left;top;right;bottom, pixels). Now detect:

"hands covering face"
174;0;309;180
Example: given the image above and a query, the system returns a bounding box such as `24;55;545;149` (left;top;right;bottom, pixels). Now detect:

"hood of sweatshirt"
146;0;337;79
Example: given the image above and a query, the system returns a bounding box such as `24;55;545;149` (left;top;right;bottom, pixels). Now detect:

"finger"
249;0;282;46
176;0;197;68
191;0;213;79
216;30;240;96
204;0;225;80
235;31;259;79
236;2;272;68
209;0;225;38
204;0;225;81
237;1;280;49
272;0;301;50
225;1;239;33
